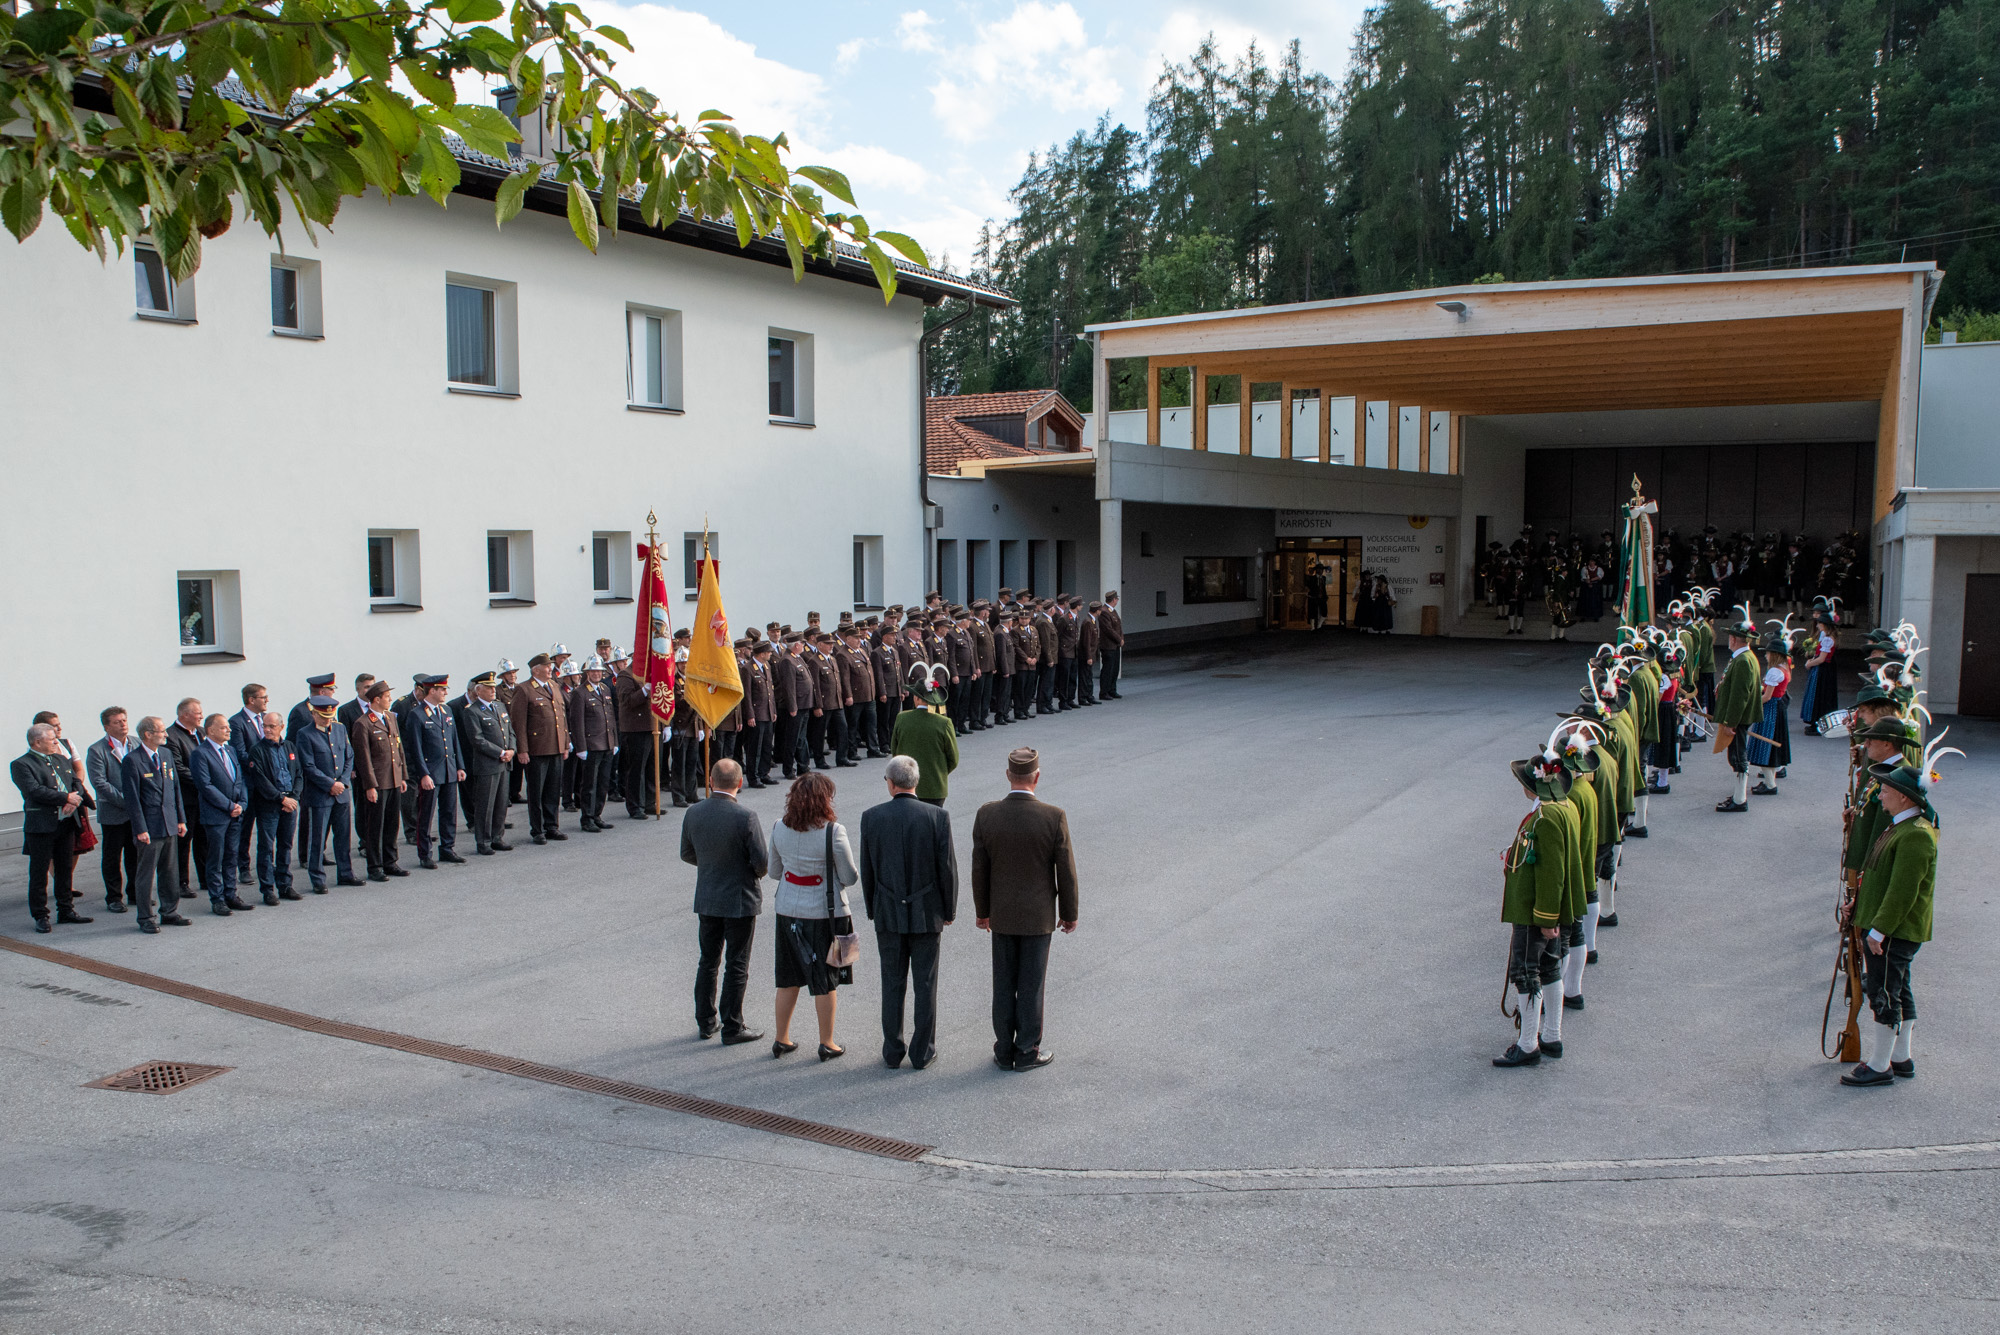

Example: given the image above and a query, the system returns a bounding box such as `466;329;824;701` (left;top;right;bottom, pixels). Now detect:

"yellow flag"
683;556;744;728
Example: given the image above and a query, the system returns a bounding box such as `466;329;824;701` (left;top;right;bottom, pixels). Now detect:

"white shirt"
105;736;128;762
206;738;236;778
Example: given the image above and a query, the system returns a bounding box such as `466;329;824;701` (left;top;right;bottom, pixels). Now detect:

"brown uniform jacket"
949;627;977;678
810;649;840;711
871;642;900;698
350;709;408;794
1078;610;1099;662
1015;624;1040;668
1034;613;1058;660
509;677;571;757
614;670;653;733
994;623;1017;673
747;657;776;723
566;680;619;752
973;620;996;672
1056;609;1079;657
1099;606;1124;647
971;791;1079;934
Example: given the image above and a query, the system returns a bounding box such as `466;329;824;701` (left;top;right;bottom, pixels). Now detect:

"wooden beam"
1192;365;1207;451
1279;384;1294;460
1146;362;1161;446
1351;397;1365;466
1239;378;1253;456
1386;402;1400;471
1318;389;1332;463
1448;412;1462;475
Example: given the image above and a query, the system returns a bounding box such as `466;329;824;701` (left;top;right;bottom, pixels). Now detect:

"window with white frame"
177;569;243;660
593;531;633;601
446;274;518;393
368;529;421;610
270;256;323;337
684;532;718;601
852;535;884;609
134;244;196;322
767;328;814;424
487;530;535;606
626;306;683;410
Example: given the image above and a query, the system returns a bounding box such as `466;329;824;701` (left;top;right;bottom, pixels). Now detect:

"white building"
0;149;1007;830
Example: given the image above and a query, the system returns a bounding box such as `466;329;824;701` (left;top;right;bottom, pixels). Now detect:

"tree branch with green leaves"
0;0;929;297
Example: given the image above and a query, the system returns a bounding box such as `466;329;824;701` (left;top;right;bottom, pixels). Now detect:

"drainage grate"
4;935;931;1162
85;1060;232;1095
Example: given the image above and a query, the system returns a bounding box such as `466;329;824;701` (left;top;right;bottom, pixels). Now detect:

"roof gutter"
919;301;980;593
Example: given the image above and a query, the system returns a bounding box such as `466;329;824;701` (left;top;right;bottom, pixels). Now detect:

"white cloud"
806;143;931;196
897;10;940;53
924;2;1123;142
834;37;867;70
574;3;827;133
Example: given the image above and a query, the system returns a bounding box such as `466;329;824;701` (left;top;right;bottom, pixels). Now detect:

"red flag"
633;541;676;725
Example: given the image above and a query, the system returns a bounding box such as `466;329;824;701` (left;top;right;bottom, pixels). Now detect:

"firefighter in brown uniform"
807;631;840;770
1033;601;1059;714
746;639;778;786
773;631;806;779
350;680;410;880
840;623;878;762
870;620;902;752
1077;598;1100;705
612;650;657;819
969;601;996;729
1016;611;1043;720
509;653;572;843
566;655;619;832
1098;591;1124;699
991;608;1017;725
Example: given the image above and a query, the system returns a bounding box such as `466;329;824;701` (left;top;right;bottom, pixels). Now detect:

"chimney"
494;85;551;161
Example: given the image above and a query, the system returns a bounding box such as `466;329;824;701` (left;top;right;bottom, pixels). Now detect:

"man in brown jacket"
1098;591;1124;700
349;680;409;881
971;747;1079;1072
1076;597;1100;705
509;652;571;843
566;656;619;832
612;650;657;820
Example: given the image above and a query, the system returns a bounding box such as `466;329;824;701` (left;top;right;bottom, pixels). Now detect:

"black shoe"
1540;1039;1564;1059
477;847;495;856
721;1028;765;1046
223;894;255;911
1492;1043;1540;1067
368;871;389;883
160;913;191;926
491;841;513;851
1647;783;1671;795
580;820;602;831
596;821;615;832
546;831;568;841
994;1053;1016;1071
773;1040;799;1058
262;892;280;906
139;921;159;934
505;821;515;829
33;920;51;934
337;876;365;887
1626;826;1648;838
1014;1048;1054;1071
910;1053;934;1070
107;900;130;914
1716;798;1749;812
419;857;439;870
1892;1058;1916;1079
1563;994;1585;1010
818;1043;846;1062
531;836;547;846
1776;767;1788;779
698;1023;718;1040
56;909;95;925
278;888;303;901
814;762;832;771
440;851;467;864
671;797;688;808
1598;912;1619;928
211;901;232;916
836;760;857;768
385;866;410;877
1586;949;1598;964
1751;783;1779;796
1841;1063;1896;1087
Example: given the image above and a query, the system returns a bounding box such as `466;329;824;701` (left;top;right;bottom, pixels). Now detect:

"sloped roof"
925;390;1090;474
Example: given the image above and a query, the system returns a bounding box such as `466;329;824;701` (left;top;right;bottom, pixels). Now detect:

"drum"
1815;708;1854;739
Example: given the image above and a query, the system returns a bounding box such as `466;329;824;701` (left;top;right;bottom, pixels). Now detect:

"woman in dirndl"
1801;611;1838;727
767;771;859;1061
1747;632;1793;794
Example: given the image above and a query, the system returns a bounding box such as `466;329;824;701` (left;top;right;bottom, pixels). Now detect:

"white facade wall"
1;193;930;816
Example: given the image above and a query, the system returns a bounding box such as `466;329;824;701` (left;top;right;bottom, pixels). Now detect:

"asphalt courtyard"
3;635;1996;1333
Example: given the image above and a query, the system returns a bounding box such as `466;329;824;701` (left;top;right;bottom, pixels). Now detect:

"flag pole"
647;511;664;821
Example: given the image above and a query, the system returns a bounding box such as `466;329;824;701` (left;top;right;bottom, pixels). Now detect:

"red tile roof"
925;390;1090;475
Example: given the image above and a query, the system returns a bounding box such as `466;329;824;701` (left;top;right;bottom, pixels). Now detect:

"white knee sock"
1637;794;1649;827
1539;981;1564;1044
1583;898;1602;951
1515;990;1541;1052
1733;771;1750;804
1892;1020;1914;1063
1562;944;1585;997
1600;876;1615;916
1867;1020;1899;1072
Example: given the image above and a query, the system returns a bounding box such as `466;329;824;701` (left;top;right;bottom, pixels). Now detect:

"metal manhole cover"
84;1061;232;1095
1212;673;1251;679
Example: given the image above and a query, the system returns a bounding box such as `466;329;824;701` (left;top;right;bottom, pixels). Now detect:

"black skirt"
776;914;853;994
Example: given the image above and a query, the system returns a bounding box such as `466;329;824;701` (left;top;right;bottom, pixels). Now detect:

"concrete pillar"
1099;498;1123;605
1899;533;1936;647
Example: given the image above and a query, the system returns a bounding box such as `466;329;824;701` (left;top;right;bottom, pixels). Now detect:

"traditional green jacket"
1590;757;1621;850
1609;710;1640;815
1634;663;1662;743
1568;778;1599;888
1697;621;1716;673
1502;804;1568;927
1550;796;1588;924
1857;813;1936;943
1715;646;1763;729
1843;783;1885;874
888;707;959;800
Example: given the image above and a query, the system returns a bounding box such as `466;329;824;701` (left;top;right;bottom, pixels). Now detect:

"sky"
537;0;1373;274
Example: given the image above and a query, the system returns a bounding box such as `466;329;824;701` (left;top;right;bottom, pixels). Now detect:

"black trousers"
576;754;608;822
1077;659;1096;703
1863;936;1921;1026
508;755;526;804
198;817;240;900
877;696;899;750
524;754;562;835
1016;671;1037;717
748;721;774;778
234;799;255;876
945;680;966;732
991;931;1053;1064
24;826;79;922
1506;922;1564;994
671;729;701;800
131;832;177;925
466;772;505;849
695;914;757;1036
176;792;206;893
357;792;402;873
852;702;876;755
410;783;440;860
1037;662;1057;713
807;711;830;765
1101;644;1121;695
620;731;656;813
991;674;1011;722
1726;728;1748;775
436;781;459;853
301;801;353;886
776;712;803;776
253;803;296;890
98;820;137;905
877;929;942;1066
1056;656;1076;707
563;754;582;808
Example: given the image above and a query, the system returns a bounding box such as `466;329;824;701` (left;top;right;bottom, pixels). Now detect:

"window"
1183;556;1253;603
593;531;633;602
853;535;884;609
1398;406;1423;472
368;530;421;610
1364;401;1390;469
767;327;814;424
684;533;719;600
177;569;243;661
487;530;535;606
626;306;683;410
134;244;195;322
1429;410;1452;473
270;256;323;338
446;274;518;394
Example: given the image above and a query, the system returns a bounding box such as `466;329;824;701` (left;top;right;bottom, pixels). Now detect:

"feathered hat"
905;660;950;708
1871;728;1965;823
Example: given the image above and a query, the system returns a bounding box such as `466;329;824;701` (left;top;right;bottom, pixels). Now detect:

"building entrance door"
1961;574;2000;718
1270;538;1361;629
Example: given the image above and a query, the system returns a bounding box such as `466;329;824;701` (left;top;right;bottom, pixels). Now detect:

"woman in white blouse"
768;771;859;1060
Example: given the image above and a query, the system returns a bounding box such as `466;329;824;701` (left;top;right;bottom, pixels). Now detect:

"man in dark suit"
972;747;1079;1072
294;695;361;891
120;715;191;930
1099;591;1124;699
455;671;515;854
859;756;958;1069
244;711;303;904
230;683;270;880
190;713;255;916
350;680;409;880
85;707;138;913
335;674;375;730
678;758;767;1044
404;676;465;867
165;697;206;901
12;722;95;932
612;650;657;820
567;656;619;831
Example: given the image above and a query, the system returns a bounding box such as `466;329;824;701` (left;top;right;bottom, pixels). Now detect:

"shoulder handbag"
824;823;861;968
73;811;98;853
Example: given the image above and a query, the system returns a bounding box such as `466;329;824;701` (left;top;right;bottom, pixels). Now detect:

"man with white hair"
859;756;959;1070
12;721;95;932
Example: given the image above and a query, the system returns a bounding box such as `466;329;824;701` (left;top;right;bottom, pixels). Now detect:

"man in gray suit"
971;747;1079;1072
678;758;767;1044
454;671;515;855
859;756;958;1069
85;707;138;912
